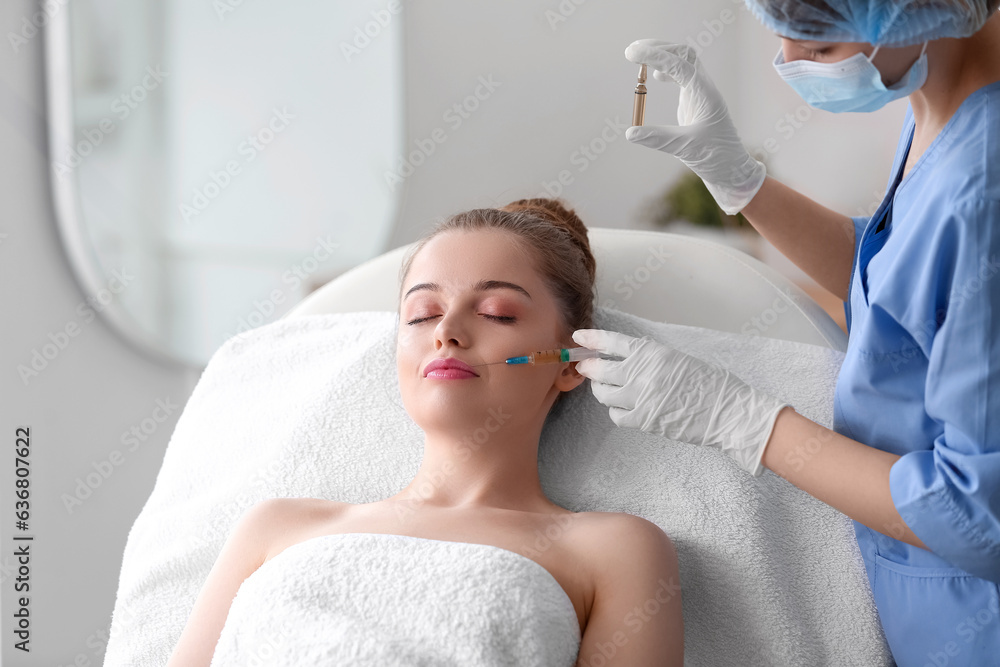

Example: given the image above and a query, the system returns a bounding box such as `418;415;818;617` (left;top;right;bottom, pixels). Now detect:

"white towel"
103;308;892;666
209;532;581;666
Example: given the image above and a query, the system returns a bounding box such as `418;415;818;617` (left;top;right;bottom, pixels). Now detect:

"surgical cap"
743;0;999;47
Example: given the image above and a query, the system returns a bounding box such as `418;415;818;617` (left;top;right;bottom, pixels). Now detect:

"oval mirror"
46;0;404;367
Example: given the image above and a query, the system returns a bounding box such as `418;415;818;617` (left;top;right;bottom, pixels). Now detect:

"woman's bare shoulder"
565;513;682;663
569;509;670;537
566;510;676;570
250;496;352;519
251;497;354;562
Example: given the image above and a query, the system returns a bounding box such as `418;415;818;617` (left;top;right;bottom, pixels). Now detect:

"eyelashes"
405;314;517;325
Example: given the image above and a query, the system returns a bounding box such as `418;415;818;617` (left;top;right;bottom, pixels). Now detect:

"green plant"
646;170;754;230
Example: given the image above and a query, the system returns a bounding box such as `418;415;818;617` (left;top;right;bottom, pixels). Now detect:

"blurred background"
0;0;905;663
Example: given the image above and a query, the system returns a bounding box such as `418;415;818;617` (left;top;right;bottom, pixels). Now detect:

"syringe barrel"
531;350;565;364
533;348;600;364
506;348;601;365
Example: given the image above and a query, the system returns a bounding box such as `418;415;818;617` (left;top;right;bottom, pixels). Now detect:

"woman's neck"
390;425;557;513
910;13;1000;141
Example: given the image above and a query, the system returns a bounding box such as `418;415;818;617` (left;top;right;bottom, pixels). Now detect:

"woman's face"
780;38;926;87
397;228;585;435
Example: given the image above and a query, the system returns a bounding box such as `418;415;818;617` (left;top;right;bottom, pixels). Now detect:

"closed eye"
405;314;517;325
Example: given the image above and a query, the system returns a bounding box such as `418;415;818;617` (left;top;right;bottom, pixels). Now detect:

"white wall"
0;0;906;663
385;0;907;277
162;0;405;364
384;0;735;245
1;3;197;665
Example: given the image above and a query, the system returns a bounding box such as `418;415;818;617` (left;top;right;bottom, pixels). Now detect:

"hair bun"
500;198;596;283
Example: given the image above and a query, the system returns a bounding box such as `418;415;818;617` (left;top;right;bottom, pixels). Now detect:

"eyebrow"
403;279;532;301
783;36;830;46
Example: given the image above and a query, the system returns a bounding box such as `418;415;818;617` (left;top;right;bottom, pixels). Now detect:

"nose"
433;310;468;351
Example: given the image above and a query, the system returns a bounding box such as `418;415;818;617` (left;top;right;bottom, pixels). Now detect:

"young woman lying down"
166;198;684;666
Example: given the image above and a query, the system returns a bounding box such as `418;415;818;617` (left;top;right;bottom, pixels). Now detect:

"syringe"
506;347;602;365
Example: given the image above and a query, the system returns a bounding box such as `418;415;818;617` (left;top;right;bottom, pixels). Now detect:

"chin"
405;387;515;433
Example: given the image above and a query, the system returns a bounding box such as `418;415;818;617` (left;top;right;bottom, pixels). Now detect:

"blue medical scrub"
836;81;1000;666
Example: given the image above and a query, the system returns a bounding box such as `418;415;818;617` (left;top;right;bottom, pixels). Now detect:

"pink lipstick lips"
423;357;480;379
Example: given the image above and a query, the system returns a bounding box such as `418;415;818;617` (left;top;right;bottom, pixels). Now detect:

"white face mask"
773;42;929;113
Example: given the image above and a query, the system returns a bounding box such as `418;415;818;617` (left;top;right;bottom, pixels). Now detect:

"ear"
553;361;586;393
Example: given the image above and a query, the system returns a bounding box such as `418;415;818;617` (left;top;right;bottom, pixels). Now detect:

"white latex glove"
625;39;766;215
573;329;790;477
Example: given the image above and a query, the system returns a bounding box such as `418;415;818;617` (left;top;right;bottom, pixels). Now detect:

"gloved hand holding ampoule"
625;39;766;215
